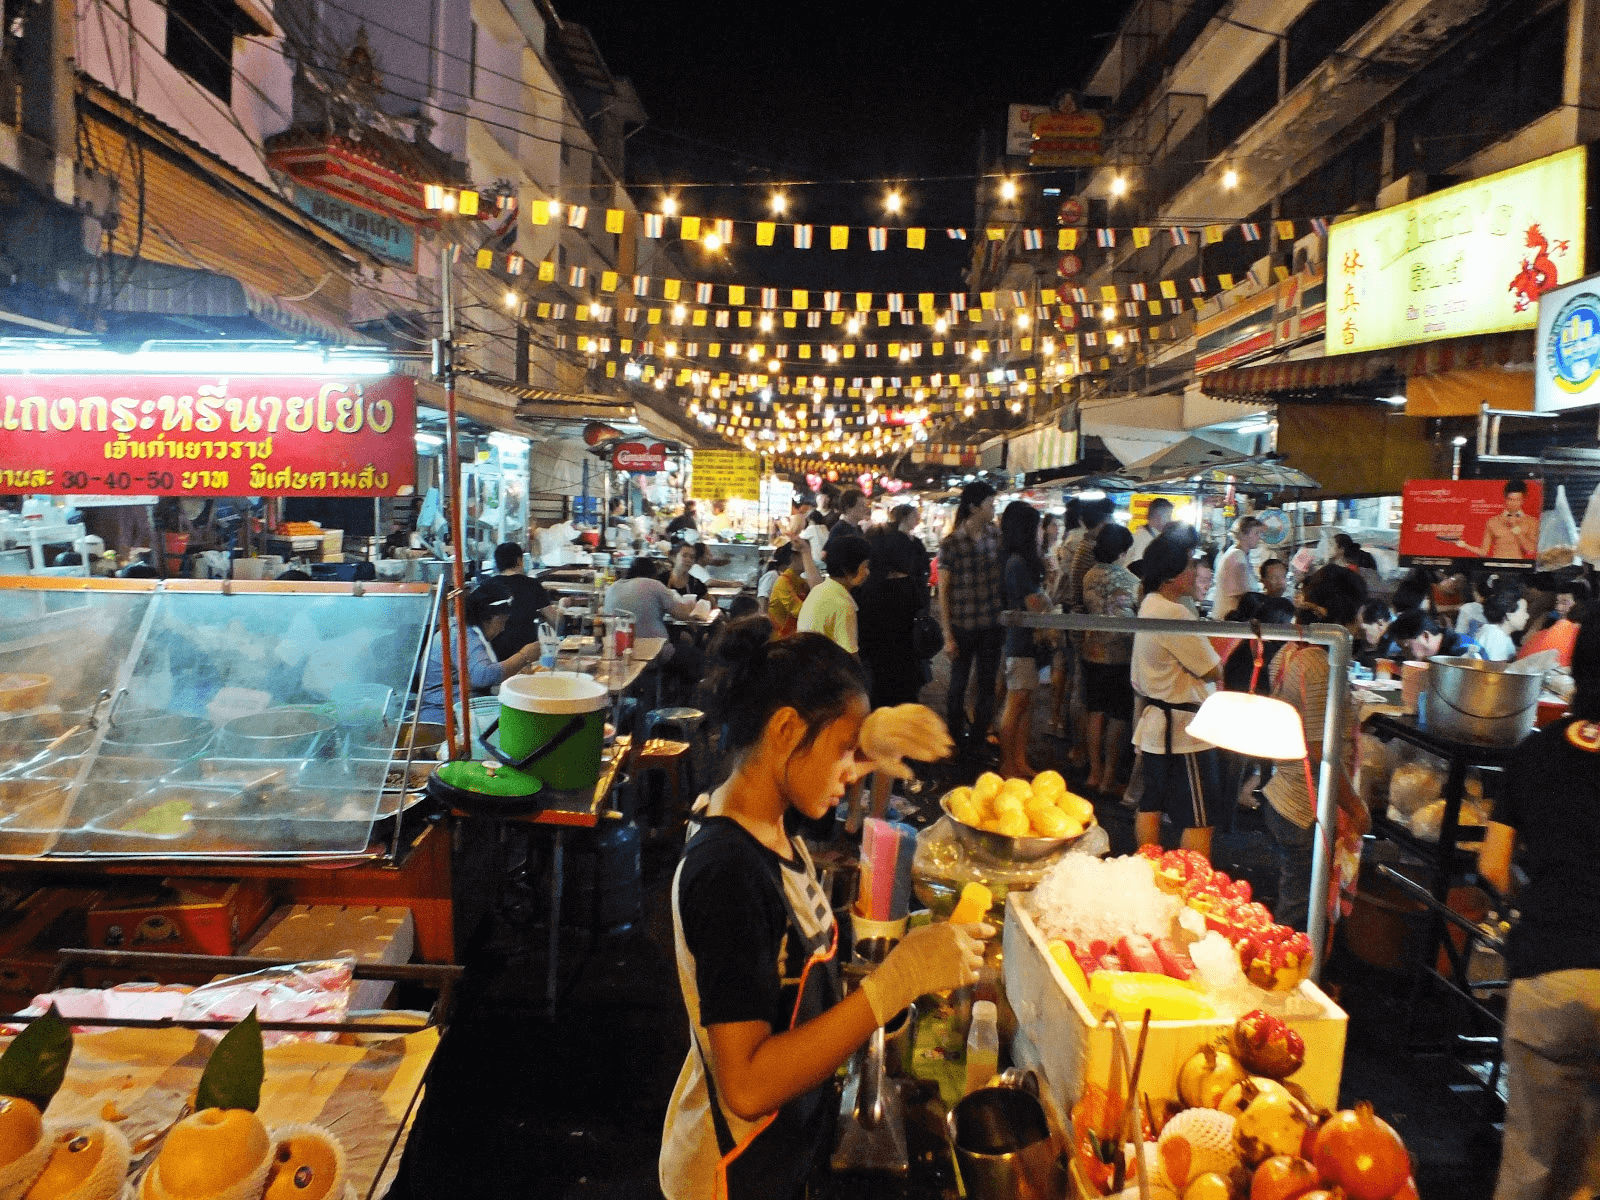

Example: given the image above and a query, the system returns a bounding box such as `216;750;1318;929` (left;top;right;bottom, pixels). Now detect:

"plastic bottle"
964;999;999;1096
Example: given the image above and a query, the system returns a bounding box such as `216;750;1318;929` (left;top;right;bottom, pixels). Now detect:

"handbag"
912;610;943;659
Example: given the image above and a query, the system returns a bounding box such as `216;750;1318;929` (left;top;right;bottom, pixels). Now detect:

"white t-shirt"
796;577;858;654
1211;545;1257;619
1130;592;1220;755
689;564;711;584
801;524;830;562
1477;623;1515;662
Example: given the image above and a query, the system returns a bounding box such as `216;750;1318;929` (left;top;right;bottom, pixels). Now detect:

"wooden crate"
1003;894;1347;1112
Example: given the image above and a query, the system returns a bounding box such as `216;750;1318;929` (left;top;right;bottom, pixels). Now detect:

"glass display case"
0;579;436;859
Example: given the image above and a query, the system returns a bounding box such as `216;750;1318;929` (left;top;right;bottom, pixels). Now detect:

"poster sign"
1535;272;1600;412
614;441;667;473
0;374;416;497
291;185;416;269
1129;493;1190;532
1029;105;1105;169
1005;104;1052;157
1399;478;1543;569
1327;146;1587;356
689;450;761;501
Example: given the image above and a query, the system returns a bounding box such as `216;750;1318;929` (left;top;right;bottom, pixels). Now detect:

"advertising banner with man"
1400;478;1543;569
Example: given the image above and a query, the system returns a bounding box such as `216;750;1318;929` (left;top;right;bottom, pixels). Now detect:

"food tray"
1002;895;1348;1113
939;792;1096;863
161;757;296;794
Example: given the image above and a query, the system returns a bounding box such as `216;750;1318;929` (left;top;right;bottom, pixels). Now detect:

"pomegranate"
1312;1102;1411;1200
1178;1045;1251;1109
1224;1078;1317;1167
1233;1010;1307;1079
1250;1155;1321;1200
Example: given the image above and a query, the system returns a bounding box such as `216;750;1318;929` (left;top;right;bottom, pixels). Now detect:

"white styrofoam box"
243;905;416;1011
1003;894;1347;1113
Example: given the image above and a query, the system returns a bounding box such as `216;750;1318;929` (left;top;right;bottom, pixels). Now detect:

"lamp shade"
1186;691;1308;760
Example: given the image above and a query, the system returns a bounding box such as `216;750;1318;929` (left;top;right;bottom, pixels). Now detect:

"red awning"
1200;330;1535;400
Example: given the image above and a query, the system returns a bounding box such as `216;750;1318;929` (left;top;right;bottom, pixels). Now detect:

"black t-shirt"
1491;716;1600;978
489;573;551;661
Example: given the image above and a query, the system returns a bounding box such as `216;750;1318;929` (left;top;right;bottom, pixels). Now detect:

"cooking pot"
216;708;335;760
1425;656;1543;746
102;714;214;759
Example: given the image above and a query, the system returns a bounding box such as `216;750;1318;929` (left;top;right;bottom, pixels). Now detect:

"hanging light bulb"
673;304;688;322
702;231;724;252
1222;166;1240;190
1110;174;1129;198
1102;305;1116;322
884;189;904;215
934;316;948;334
999;177;1018;202
770;191;788;215
846;317;861;335
660;194;679;215
1015;311;1030;328
503;291;519;310
768;358;780;373
759;313;774;332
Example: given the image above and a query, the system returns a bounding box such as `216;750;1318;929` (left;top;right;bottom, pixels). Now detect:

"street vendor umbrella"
1120;435;1254;482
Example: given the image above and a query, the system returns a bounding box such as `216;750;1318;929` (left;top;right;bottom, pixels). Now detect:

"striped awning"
1200;330;1536;400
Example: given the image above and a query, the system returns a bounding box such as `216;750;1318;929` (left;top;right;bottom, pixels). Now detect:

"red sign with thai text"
614;441;667;473
0;374;416;497
1399;478;1543;569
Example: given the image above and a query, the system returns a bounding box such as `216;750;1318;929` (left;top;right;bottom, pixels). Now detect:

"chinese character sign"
1399;479;1543;569
1327;147;1586;356
0;374;416;496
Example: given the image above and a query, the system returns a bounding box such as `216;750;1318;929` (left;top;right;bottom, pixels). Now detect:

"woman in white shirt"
1211;516;1263;619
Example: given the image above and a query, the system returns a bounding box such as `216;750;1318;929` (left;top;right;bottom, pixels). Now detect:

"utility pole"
435;246;474;758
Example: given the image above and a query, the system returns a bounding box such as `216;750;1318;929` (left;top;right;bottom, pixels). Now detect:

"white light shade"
1187;691;1307;760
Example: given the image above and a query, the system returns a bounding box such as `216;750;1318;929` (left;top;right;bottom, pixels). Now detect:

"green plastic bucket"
496;673;609;791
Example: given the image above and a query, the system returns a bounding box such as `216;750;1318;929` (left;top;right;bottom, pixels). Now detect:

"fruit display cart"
0;576;461;986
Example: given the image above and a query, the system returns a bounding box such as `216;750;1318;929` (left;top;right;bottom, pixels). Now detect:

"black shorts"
1138;748;1222;831
1082;660;1134;720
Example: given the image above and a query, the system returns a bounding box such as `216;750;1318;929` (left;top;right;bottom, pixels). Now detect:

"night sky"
554;0;1132;291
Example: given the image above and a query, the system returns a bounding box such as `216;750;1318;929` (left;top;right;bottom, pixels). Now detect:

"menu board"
689;450;761;501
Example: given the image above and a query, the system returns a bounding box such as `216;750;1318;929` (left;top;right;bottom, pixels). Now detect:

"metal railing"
1002;610;1352;978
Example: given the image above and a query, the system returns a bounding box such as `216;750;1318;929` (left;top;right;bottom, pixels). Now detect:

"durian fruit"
0;1097;52;1200
23;1123;130;1200
138;1110;271;1200
263;1125;345;1200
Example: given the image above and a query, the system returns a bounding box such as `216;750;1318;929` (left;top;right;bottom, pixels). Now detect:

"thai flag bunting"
1190;277;1206;294
1169;227;1192;246
624;307;639;322
824;292;840;311
1241;223;1262;242
950;293;966;311
715;218;733;242
1096;228;1116;247
567;266;587;288
1124;302;1139;317
555;334;567;349
715;310;729;327
506;253;524;276
947;228;968;240
1022;228;1042;250
901;311;915;324
807;312;821;327
1130;283;1147;300
1071;288;1089;303
643;213;665;238
1012;290;1028;308
793;224;813;248
887;293;903;311
1311;217;1329;236
696;282;713;303
865;344;878;358
1169;300;1184;314
567;205;588;228
761;287;778;308
868;227;888;251
551;304;567;320
634;275;650;296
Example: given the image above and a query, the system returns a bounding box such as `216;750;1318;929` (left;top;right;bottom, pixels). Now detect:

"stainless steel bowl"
939;793;1093;862
216;708;335;760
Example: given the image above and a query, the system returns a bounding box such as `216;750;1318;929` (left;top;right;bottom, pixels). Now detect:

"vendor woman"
417;579;541;724
1480;617;1600;1200
660;617;986;1200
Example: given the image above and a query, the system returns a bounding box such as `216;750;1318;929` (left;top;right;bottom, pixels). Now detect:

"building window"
165;0;235;102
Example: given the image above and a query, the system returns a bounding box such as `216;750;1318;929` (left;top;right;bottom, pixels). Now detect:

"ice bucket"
1424;656;1543;746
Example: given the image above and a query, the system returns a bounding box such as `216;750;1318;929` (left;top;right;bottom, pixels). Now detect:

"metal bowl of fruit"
939;776;1097;863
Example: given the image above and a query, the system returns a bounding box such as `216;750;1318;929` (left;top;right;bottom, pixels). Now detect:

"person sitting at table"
1384;609;1476;663
1519;577;1590;668
605;558;702;663
667;543;709;601
418;579;542;724
490;541;559;660
767;542;817;640
690;541;745;590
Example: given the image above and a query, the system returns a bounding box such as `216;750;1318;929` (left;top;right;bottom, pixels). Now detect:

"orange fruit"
26;1127;105;1200
263;1134;341;1200
153;1109;268;1200
0;1096;43;1167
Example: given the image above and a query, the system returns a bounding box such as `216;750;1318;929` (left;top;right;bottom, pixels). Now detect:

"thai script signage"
292;185;417;269
0;374;416;497
1327;147;1587;356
